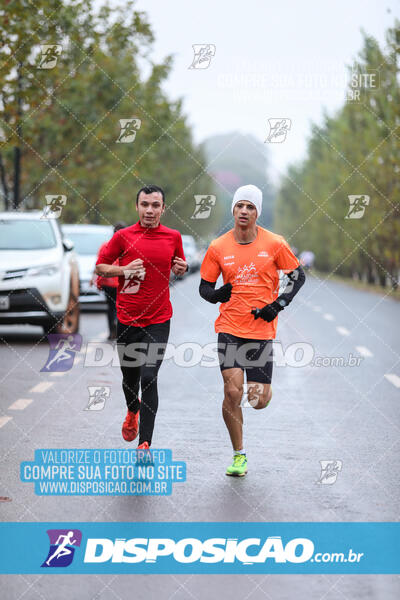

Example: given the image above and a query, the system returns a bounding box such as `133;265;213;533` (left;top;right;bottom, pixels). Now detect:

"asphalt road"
0;271;399;599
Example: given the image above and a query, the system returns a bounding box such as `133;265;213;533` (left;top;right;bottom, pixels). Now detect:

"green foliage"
0;0;215;241
274;21;400;287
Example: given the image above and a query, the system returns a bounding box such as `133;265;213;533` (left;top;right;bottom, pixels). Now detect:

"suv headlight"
27;264;59;277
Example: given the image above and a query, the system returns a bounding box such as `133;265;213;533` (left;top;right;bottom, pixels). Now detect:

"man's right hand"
198;279;232;304
214;282;232;303
124;259;146;279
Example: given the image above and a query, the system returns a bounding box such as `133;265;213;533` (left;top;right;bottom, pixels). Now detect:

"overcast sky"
111;0;399;184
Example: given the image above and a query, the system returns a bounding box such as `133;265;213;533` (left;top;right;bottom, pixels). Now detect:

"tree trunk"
366;264;375;285
13;146;21;209
12;64;23;210
0;154;9;210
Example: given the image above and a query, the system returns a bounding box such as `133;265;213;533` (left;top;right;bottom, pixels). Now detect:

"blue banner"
0;522;398;574
20;449;186;496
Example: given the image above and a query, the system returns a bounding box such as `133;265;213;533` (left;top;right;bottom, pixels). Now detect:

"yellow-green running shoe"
226;453;248;477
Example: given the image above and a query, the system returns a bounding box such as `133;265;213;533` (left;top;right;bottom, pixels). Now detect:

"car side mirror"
63;238;74;252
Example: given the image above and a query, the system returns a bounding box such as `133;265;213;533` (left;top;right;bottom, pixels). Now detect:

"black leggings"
116;319;170;446
102;285;117;333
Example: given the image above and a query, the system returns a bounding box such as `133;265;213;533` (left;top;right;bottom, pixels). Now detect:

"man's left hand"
172;257;188;276
251;300;284;322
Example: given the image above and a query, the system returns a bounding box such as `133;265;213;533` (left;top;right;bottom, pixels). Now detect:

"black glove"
199;279;232;304
213;282;232;303
251;300;285;322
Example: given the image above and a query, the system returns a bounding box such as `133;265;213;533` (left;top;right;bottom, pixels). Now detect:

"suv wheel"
58;288;80;334
42;284;80;335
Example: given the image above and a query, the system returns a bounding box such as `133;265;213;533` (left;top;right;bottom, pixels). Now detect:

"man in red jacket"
95;185;187;450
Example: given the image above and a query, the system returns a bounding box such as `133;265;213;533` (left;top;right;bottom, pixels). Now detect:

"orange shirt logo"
234;262;258;285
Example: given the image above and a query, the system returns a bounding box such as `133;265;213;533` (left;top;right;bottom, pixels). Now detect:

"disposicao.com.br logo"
82;536;362;565
37;529;365;571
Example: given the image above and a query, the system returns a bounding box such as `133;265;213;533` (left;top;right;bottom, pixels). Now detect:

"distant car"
61;224;113;306
182;235;201;273
0;211;80;334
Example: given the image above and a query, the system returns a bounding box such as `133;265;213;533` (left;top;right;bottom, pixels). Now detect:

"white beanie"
231;184;262;218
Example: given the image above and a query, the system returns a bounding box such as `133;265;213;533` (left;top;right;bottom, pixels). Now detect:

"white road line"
0;416;12;429
356;346;373;358
323;313;334;321
336;326;350;336
50;372;65;377
9;398;33;411
384;374;400;388
29;381;54;393
87;332;109;343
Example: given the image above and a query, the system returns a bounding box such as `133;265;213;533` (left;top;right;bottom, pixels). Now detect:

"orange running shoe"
137;441;153;465
122;407;140;442
137;442;149;450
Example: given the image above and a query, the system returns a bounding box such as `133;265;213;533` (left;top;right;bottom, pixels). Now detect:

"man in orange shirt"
199;184;305;477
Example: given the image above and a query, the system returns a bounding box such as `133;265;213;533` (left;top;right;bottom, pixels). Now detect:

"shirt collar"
133;220;162;232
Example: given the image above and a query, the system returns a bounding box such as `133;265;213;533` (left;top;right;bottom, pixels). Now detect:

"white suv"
0;212;80;334
61;224;113;305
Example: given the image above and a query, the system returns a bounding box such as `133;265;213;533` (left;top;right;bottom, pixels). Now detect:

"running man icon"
86;386;110;410
46;532;76;566
41;333;82;372
41;529;82;568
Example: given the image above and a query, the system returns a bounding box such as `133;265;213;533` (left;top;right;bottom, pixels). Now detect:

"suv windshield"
64;232;111;255
0;219;56;250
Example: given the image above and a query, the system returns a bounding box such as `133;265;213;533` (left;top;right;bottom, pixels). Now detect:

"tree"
0;0;215;242
274;20;400;288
